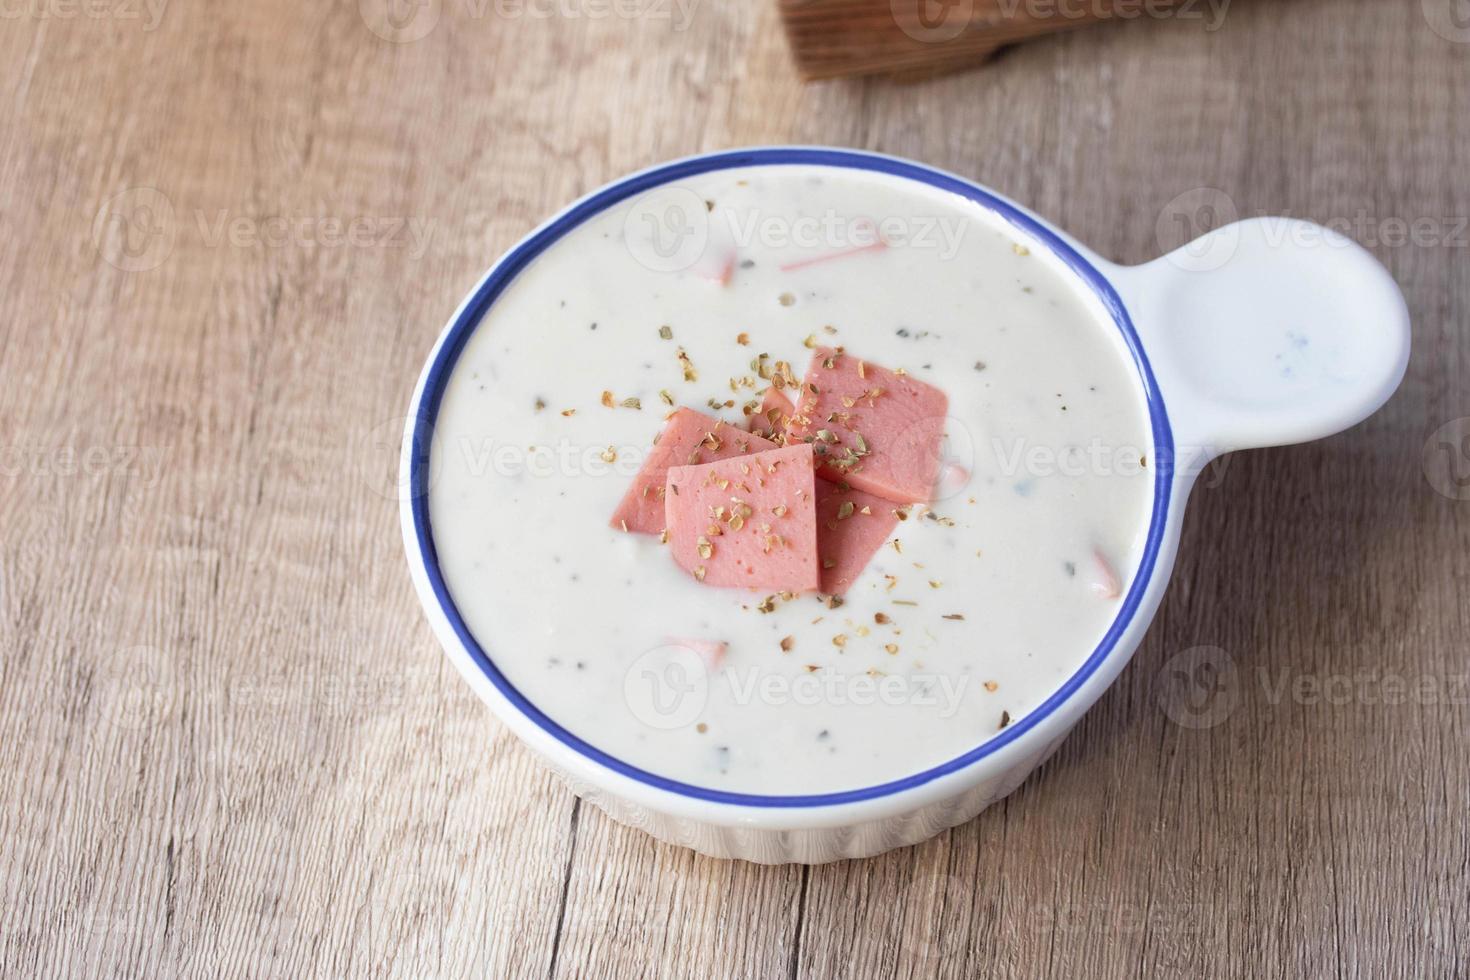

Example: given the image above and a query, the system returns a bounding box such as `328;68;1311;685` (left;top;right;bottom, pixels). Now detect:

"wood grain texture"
1;0;1466;976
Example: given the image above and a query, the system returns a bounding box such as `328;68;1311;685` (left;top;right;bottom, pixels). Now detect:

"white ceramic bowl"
400;148;1409;864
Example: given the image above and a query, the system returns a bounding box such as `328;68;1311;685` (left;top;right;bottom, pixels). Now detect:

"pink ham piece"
665;637;727;671
779;219;886;272
664;444;819;592
745;387;795;442
610;408;777;534
779;239;886;273
785;347;948;504
695;249;737;286
739;387;898;594
1090;548;1121;599
815;481;900;596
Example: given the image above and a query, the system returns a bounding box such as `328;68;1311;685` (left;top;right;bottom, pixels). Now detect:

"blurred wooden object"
779;0;1180;79
1;0;1466;976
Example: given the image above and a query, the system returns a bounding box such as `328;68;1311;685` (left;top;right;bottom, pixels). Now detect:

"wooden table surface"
2;0;1467;976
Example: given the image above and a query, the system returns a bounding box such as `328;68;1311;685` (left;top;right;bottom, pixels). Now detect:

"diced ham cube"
744;387;903;592
664;444;819;592
745;387;795;441
666;637;727;671
815;481;901;596
695;249;737;285
1090;548;1121;599
785;347;948;504
610;408;777;534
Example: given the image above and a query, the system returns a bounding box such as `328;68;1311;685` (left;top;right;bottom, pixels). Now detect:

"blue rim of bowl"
408;147;1175;808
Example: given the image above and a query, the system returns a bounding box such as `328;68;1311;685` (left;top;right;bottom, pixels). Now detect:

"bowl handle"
1100;217;1410;469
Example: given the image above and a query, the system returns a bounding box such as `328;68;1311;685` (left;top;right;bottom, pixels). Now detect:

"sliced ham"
664;444;819;592
610;408;777;534
785;347;948;504
814;481;901;596
740;384;901;595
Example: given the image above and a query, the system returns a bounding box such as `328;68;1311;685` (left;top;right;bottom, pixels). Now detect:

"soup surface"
428;164;1154;795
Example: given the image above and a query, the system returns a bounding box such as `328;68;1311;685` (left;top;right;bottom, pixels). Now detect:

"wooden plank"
1;0;1467;975
552;804;804;979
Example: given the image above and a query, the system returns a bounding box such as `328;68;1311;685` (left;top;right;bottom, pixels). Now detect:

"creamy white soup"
428;165;1154;795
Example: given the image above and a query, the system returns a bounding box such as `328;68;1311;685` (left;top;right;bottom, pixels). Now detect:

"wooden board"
1;0;1466;975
